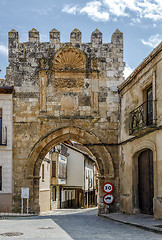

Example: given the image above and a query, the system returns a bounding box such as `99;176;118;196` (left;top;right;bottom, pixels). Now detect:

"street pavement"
0;208;162;240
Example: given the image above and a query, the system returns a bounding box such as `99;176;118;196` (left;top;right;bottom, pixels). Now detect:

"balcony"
129;101;156;135
0;126;7;146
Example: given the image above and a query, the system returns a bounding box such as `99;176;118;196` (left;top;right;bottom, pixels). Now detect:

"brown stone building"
4;26;161;218
119;42;162;219
5;28;124;214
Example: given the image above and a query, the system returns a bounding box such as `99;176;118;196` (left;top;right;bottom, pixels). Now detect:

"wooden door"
138;149;154;214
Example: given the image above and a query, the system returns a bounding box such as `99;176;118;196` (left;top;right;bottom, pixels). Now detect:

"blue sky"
0;0;161;79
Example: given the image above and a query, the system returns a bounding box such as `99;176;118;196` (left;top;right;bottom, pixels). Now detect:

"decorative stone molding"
53;47;86;71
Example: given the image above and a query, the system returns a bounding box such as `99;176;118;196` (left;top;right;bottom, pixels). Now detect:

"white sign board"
103;194;114;205
58;179;66;185
103;182;113;193
21;188;29;199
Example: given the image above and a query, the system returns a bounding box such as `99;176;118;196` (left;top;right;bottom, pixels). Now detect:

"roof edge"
0;85;14;93
119;41;162;92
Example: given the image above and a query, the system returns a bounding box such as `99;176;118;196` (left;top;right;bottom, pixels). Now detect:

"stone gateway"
6;28;124;213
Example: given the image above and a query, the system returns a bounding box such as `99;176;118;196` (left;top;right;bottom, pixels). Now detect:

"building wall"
119;43;162;219
39;153;51;212
84;158;94;192
6;28;124;213
0;93;13;212
66;148;84;189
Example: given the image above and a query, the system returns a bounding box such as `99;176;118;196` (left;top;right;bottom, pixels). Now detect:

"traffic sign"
103;194;114;205
103;182;113;193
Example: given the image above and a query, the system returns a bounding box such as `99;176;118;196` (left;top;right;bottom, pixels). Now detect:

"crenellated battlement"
7;28;124;92
8;28;123;46
8;28;124;75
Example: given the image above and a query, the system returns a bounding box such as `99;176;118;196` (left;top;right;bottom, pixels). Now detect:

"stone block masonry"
6;28;125;214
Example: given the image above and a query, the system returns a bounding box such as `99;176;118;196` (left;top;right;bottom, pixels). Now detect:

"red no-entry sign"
103;182;113;193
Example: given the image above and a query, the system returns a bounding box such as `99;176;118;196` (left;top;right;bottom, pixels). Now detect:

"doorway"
138;149;154;214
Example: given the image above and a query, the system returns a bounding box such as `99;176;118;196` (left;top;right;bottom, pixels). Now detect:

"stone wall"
119;42;162;219
6;28;124;213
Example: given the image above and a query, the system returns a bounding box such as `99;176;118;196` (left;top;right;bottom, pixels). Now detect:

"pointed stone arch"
25;126;114;212
26;126;114;179
131;139;157;213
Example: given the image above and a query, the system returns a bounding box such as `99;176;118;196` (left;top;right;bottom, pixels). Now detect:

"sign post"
103;182;114;208
21;188;29;214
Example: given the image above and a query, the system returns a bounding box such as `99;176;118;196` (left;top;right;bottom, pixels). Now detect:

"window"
58;163;67;179
147;86;153;125
0;166;2;191
52;186;56;201
52;162;56;178
0;109;2;144
42;164;44;181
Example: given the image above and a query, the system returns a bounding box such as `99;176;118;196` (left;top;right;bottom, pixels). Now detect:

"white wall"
0;94;12;193
39;153;51;212
84;160;94;192
66;148;84;189
39;153;51;191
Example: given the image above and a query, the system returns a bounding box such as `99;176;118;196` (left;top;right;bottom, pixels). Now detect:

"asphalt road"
0;208;161;240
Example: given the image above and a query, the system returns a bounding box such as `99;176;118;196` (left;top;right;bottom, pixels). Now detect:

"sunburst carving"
54;48;86;70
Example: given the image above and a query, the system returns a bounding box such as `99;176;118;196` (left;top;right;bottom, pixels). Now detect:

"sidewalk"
0;212;37;218
100;212;162;234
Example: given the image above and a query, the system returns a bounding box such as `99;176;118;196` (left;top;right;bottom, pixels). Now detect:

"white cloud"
124;65;134;79
80;1;109;21
32;7;52;15
0;45;8;56
132;18;141;23
62;5;78;15
62;1;109;21
137;0;162;21
62;0;162;22
142;34;162;47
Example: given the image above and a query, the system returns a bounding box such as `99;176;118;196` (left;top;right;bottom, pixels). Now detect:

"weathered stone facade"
6;28;124;213
119;42;162;219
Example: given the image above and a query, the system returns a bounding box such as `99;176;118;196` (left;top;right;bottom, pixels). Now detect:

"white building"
39;152;51;212
64;143;96;208
39;142;98;212
0;85;13;212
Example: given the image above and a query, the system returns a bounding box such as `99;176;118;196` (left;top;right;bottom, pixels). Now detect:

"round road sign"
103;182;113;193
103;194;114;205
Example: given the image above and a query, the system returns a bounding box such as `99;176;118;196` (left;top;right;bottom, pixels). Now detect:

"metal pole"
27;199;29;214
21;198;23;214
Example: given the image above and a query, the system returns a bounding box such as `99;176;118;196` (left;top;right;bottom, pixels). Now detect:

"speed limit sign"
103;182;113;193
103;194;114;205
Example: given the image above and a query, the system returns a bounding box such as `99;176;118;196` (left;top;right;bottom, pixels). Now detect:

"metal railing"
129;101;156;134
0;126;7;146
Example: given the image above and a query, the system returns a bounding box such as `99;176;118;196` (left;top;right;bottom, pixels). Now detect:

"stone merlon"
70;28;81;44
50;28;60;44
29;28;40;43
111;29;123;47
91;29;102;45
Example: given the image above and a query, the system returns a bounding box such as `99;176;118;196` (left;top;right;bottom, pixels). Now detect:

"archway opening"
25;126;114;214
132;148;154;215
39;141;99;213
138;149;154;215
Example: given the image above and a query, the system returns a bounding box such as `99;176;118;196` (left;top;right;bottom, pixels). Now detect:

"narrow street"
0;208;161;240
